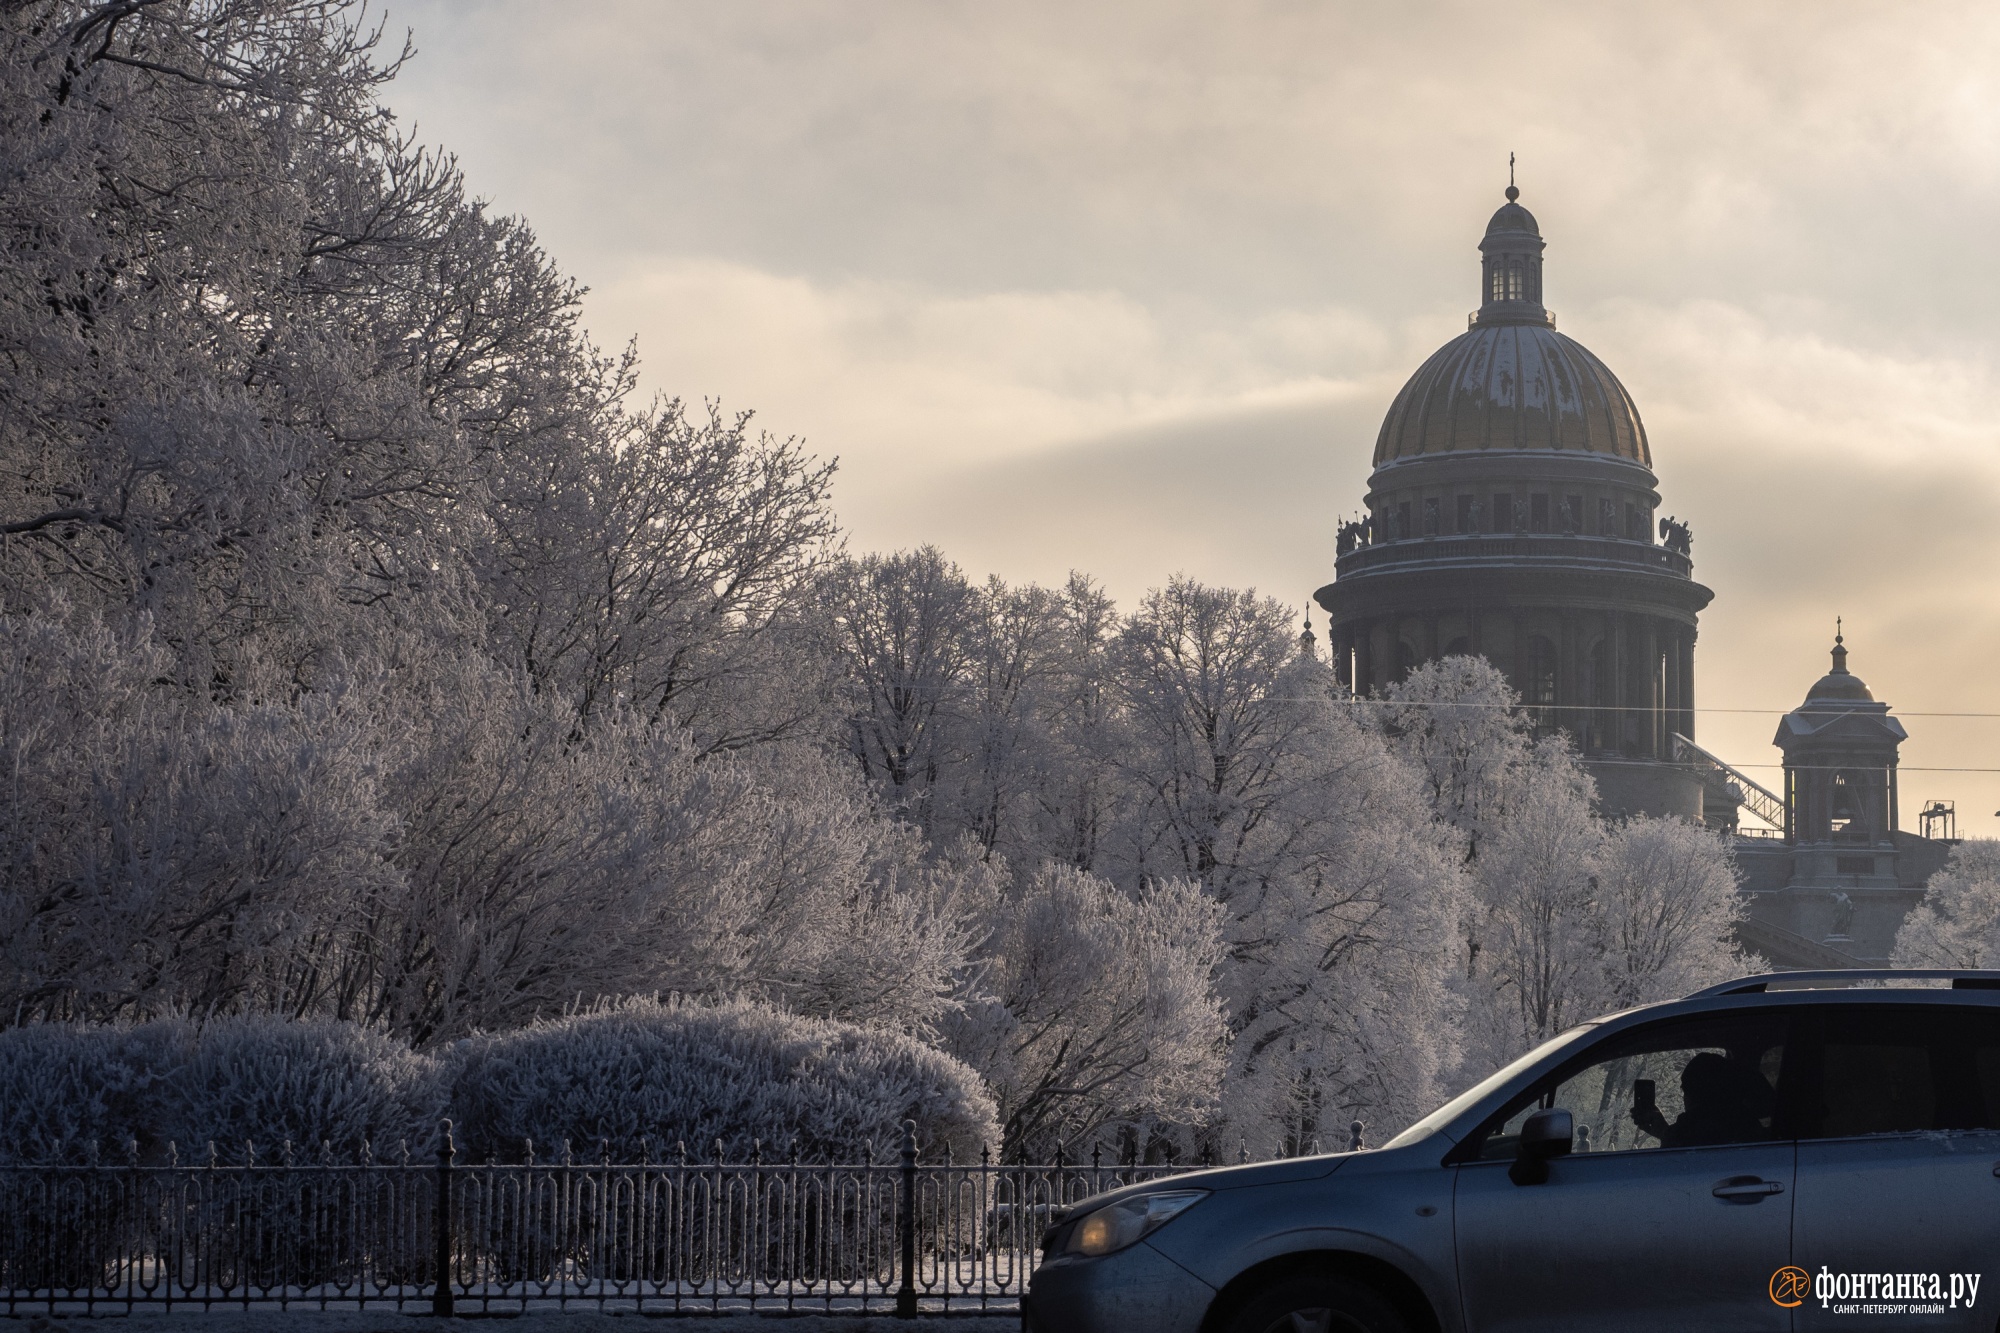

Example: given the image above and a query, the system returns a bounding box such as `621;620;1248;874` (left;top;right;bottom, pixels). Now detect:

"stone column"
1611;612;1630;755
1676;627;1696;743
1662;625;1681;749
1639;618;1661;759
1559;613;1581;750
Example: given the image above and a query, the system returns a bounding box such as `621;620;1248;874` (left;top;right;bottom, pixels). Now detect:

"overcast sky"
382;0;2000;833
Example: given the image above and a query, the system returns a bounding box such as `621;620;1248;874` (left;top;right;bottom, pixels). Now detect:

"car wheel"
1226;1272;1412;1333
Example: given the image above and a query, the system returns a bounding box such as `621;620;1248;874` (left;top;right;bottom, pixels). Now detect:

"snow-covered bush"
0;1022;164;1164
0;1016;441;1165
446;998;999;1163
148;1014;445;1162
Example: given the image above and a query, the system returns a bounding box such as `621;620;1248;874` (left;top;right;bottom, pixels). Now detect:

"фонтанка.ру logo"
1771;1267;1811;1308
1774;1267;1983;1314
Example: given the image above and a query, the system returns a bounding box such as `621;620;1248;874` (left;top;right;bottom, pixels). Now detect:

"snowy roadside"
0;1315;1017;1332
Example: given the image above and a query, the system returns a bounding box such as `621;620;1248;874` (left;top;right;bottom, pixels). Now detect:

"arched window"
1524;636;1558;707
1829;773;1870;842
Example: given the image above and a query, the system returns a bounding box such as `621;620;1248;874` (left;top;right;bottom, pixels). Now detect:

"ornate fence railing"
0;1123;1213;1316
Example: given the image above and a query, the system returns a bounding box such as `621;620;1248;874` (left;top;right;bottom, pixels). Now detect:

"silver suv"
1025;970;2000;1333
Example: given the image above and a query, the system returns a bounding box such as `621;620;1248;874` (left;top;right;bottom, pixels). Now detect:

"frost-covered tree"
1893;840;2000;968
1458;743;1607;1068
1390;659;1749;1074
0;606;399;1025
1107;579;1463;1151
1592;816;1748;1008
824;548;979;827
1379;656;1531;854
944;864;1227;1155
479;400;840;753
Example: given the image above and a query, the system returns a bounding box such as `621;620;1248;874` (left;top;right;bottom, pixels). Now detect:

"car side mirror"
1508;1107;1574;1186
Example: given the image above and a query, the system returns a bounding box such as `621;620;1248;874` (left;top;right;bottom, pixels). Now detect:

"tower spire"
1507;151;1517;201
1831;617;1848;675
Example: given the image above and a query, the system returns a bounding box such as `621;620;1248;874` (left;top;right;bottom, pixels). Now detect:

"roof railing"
1687;969;2000;999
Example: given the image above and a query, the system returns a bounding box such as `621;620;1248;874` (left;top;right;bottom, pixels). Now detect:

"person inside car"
1629;1051;1773;1147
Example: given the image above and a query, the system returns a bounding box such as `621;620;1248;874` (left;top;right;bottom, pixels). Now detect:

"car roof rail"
1687;969;2000;999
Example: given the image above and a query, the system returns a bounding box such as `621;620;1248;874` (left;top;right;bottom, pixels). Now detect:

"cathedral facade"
1316;187;1955;970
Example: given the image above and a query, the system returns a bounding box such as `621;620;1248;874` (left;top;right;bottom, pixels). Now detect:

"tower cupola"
1476;184;1548;326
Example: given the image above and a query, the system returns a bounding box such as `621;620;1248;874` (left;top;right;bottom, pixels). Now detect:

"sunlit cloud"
383;0;2000;829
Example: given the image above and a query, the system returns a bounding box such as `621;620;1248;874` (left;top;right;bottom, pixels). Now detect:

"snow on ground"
0;1314;1017;1331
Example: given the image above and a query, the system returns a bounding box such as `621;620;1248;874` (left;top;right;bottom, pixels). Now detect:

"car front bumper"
1024;1240;1218;1333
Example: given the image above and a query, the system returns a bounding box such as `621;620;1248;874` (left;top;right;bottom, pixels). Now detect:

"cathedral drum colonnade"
1315;186;1713;821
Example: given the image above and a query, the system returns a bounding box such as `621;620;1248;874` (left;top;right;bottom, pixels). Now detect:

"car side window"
1798;1004;2000;1138
1474;1013;1789;1160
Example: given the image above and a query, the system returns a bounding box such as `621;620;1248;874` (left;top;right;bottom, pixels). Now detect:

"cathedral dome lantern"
1316;182;1712;821
1476;186;1548;324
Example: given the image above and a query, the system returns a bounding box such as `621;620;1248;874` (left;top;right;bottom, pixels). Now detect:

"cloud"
382;0;2000;829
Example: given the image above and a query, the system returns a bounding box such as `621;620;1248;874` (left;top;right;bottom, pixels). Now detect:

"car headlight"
1064;1190;1209;1256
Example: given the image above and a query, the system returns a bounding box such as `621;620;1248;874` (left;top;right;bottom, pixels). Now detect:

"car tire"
1225;1271;1412;1333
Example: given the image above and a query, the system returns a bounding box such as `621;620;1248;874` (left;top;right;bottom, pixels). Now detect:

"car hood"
1057;1152;1353;1217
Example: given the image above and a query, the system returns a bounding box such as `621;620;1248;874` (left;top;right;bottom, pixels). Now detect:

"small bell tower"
1774;626;1905;861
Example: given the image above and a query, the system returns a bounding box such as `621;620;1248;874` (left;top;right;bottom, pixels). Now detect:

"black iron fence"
0;1122;1219;1316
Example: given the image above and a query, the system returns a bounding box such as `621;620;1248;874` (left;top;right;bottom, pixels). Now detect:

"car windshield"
1379;1022;1603;1149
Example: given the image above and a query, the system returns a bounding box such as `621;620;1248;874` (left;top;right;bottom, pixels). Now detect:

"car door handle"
1712;1177;1785;1201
